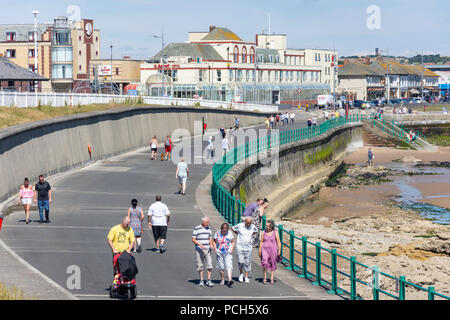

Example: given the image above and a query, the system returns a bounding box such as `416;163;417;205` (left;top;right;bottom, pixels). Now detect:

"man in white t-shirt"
231;216;259;283
148;195;171;253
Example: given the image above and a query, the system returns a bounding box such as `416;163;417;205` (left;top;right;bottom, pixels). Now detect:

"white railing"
0;91;278;113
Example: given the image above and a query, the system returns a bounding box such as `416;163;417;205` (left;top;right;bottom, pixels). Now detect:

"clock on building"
85;22;93;38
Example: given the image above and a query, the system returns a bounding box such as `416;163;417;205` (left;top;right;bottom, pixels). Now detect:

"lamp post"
32;10;40;92
151;31;165;97
110;42;113;95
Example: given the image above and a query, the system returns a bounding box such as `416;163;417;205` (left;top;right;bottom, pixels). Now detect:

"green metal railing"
211;114;450;300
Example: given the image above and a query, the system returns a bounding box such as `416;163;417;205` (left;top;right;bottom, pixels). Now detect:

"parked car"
414;97;423;104
353;100;364;108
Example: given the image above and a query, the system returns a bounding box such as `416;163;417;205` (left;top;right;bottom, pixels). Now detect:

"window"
275;55;280;64
258;70;262;82
280;70;283;81
233;46;239;63
268;71;271;81
318;54;321;62
54;31;71;45
229;69;233;81
199;70;204;82
252;70;255;81
6;32;16;41
6;49;16;58
116;68;119;76
28;65;35;72
275;70;279;81
28;31;35;41
246;70;250;82
52;64;73;79
269;55;273;63
28;49;35;58
236;70;243;81
250;47;255;64
217;70;222;82
297;71;300;81
52;47;72;63
303;72;307;82
242;47;247;63
290;71;293;81
257;54;263;63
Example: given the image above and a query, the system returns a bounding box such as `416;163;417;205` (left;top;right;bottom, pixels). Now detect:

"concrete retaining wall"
221;124;363;219
0;106;269;204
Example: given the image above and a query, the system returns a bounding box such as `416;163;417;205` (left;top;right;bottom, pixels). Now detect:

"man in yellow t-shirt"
107;217;135;255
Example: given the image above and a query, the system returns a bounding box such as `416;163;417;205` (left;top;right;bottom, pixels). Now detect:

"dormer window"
6;32;16;41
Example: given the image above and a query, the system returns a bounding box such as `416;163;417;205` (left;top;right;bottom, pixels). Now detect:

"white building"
140;26;336;105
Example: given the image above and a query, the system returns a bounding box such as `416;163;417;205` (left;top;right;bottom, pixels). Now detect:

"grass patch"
426;135;450;147
0;283;25;300
414;235;435;238
0;102;149;129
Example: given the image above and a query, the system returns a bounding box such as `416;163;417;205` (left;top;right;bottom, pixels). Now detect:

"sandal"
263;279;267;284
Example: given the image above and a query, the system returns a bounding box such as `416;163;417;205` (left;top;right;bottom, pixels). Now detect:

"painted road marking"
74;294;306;299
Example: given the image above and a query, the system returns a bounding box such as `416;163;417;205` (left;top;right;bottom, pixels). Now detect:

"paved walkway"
0;113;340;300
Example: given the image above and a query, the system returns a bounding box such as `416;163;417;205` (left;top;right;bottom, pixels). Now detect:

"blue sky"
1;0;449;60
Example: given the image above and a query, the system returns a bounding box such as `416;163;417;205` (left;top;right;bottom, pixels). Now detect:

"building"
140;26;336;105
424;65;450;97
0;17;100;93
0;56;48;92
337;57;440;100
89;57;144;94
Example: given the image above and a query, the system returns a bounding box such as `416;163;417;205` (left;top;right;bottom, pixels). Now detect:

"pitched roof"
0;56;48;81
151;43;224;61
201;27;242;41
339;61;383;76
0;23;53;42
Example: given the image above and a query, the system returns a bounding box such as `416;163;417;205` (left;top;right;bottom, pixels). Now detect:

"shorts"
216;252;233;271
165;146;172;153
178;176;187;184
237;250;252;273
152;225;168;241
195;247;213;271
151;148;157;152
21;198;32;205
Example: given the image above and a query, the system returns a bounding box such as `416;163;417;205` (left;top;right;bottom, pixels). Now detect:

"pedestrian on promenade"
176;158;189;196
264;117;270;131
280;113;285;126
192;217;214;287
150;136;158;160
222;134;230;157
220;126;226;139
269;115;274;129
242;198;264;220
164;135;172;161
19;178;34;224
312;116;318;127
275;114;280;128
34;175;52;223
259;220;282;284
148;195;170;254
232;217;259;284
107;217;135;256
234;117;240;130
307;118;312;128
214;222;235;287
207;136;215;159
368;148;374;167
251;199;269;248
127;199;144;253
290;112;295;125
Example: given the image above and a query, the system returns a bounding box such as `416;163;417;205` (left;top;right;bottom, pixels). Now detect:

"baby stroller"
109;251;138;300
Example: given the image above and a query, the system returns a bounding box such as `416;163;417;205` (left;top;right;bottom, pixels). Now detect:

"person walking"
269;115;274;129
107;217;135;256
192;217;214;287
164;135;172;161
150;136;158;160
259;220;282;284
368;148;374;167
234;117;240;130
34;175;52;223
214;223;235;287
221;134;229;157
290;112;295;125
19;178;34;224
232;216;259;284
251;199;269;248
307;118;312;128
207;136;215;159
148;195;171;254
127;199;144;253
242;198;264;220
176;158;189;196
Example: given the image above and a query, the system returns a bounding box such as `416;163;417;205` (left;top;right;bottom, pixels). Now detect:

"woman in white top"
222;135;229;157
150;136;158;160
19;178;34;224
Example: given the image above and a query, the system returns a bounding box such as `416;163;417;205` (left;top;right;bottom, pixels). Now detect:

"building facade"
0;17;100;93
140;26;335;105
337;58;440;100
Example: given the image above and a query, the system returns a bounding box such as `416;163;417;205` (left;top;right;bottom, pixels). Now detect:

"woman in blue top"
214;223;235;287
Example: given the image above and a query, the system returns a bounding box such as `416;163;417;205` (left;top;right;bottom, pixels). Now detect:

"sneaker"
220;280;225;286
160;245;165;254
198;280;205;287
205;280;214;287
137;245;142;253
238;274;244;283
245;277;250;284
228;280;234;288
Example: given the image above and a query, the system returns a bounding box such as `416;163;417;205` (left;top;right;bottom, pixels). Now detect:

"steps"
361;129;395;147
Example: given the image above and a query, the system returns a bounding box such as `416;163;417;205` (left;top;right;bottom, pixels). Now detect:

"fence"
0;91;278;113
211;114;450;300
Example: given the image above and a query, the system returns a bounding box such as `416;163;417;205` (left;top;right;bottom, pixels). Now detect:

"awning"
409;89;420;94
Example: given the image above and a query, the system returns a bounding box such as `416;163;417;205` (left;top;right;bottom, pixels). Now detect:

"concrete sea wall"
220;124;363;219
0;106;269;204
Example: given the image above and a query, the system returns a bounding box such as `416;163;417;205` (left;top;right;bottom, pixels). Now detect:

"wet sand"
412;182;450;210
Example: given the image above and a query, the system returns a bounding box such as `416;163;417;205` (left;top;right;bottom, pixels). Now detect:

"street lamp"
110;42;113;95
151;31;165;97
32;10;40;92
415;51;424;100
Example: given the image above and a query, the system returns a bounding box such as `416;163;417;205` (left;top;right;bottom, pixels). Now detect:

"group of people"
265;112;296;130
393;106;412;115
149;135;173;161
323;108;346;120
106;196;280;288
18;175;52;224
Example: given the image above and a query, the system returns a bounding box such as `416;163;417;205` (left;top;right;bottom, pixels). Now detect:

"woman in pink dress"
258;220;281;284
19;178;34;224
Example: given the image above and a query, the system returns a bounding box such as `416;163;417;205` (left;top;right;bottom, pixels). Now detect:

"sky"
1;0;449;60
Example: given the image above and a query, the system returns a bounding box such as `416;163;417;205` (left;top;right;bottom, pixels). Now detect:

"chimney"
375;48;379;56
209;25;216;33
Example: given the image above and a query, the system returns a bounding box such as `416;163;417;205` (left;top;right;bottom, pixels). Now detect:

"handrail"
211;113;449;300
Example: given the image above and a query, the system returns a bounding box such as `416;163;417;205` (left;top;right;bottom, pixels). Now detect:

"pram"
109;251;138;300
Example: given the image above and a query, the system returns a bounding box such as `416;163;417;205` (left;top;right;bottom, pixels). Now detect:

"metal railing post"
327;249;340;295
312;242;322;286
278;224;285;261
261;215;266;231
298;236;310;277
428;286;435;300
350;256;357;300
399;276;406;300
